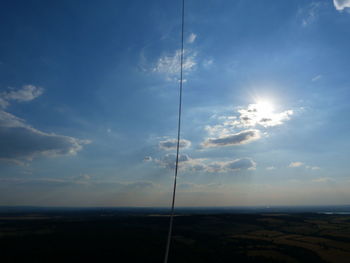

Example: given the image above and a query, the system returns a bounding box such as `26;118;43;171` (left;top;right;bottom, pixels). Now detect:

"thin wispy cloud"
312;177;335;183
202;59;214;69
152;49;196;81
299;2;322;27
187;33;197;43
0;177;155;190
312;74;322;82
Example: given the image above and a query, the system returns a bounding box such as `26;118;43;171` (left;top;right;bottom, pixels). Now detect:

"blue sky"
1;0;350;207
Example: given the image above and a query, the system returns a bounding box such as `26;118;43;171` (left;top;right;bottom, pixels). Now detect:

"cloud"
305;165;321;170
143;156;152;162
0;85;43;108
187;33;197;43
312;75;322;82
155;153;190;169
72;174;92;184
0;87;90;164
300;2;322;27
153;153;256;173
222;158;256;171
289;162;304;168
310;166;321;170
192;157;256;173
153;49;196;80
288;162;320;170
266;166;276;170
121;181;155;191
312;177;335;183
237;103;293;128
0;111;90;162
204;102;293;142
0;177;73;187
159;138;191;150
0;98;8;108
0;177;155;190
202;129;261;148
202;59;214;69
333;0;350;11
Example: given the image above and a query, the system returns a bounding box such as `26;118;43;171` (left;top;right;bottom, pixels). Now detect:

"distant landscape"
2;206;350;263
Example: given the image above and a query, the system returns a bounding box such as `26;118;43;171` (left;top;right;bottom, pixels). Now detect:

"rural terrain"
1;209;350;262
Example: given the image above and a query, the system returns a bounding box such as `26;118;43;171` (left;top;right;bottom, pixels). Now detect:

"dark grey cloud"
0;111;89;163
224;158;256;171
0;87;90;164
159;138;191;150
202;129;260;148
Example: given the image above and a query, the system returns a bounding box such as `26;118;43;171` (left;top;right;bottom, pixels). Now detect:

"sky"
1;0;350;207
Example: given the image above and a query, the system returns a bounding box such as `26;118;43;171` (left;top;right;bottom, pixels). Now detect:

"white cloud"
0;85;43;108
153;49;196;81
187;33;197;43
333;0;350;11
203;102;293;144
289;162;304;168
202;129;261;148
266;166;276;170
237;103;293;128
288;162;321;170
159;138;191;150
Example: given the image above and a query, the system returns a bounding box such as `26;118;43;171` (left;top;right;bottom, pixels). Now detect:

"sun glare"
255;100;274;117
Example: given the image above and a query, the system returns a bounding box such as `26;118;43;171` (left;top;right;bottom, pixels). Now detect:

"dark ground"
1;208;350;262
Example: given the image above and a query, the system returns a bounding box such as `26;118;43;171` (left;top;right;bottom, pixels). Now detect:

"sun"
255;100;274;117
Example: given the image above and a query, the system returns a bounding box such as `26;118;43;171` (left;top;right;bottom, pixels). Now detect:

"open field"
1;209;350;262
